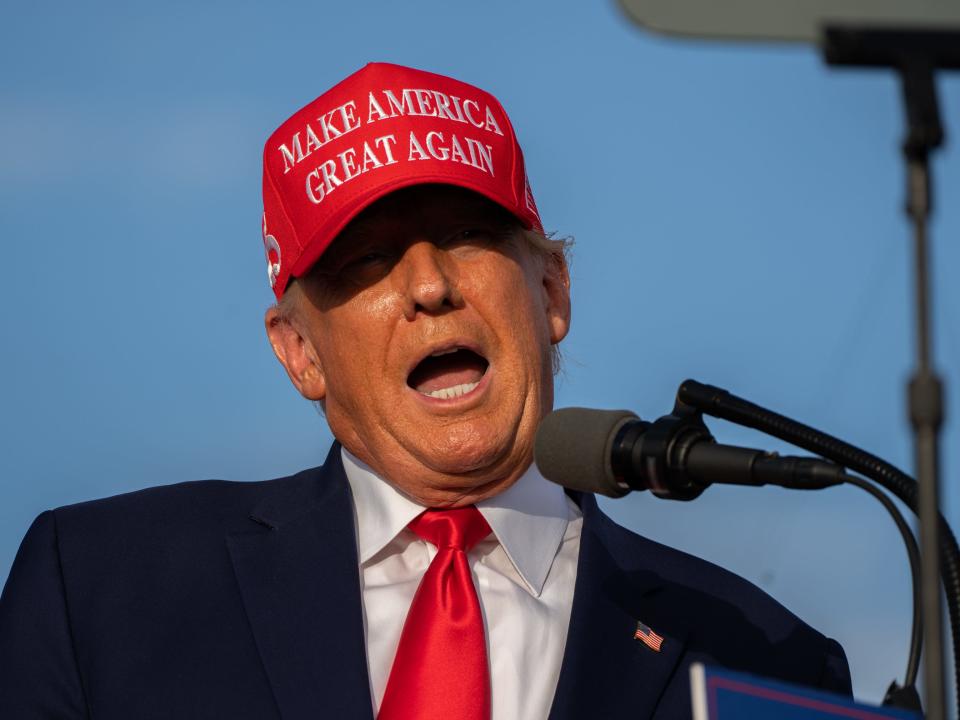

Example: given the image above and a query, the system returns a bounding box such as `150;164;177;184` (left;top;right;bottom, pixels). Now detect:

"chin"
415;423;524;478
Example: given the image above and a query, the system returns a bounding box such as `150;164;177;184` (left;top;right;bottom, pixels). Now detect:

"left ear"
264;306;328;402
542;252;571;344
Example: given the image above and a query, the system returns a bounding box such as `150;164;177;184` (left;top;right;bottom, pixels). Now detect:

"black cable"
841;473;922;690
677;379;960;710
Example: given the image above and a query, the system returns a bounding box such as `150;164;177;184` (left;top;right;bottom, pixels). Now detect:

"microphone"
534;407;846;500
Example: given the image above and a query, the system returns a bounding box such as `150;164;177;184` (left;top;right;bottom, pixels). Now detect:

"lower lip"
408;366;492;407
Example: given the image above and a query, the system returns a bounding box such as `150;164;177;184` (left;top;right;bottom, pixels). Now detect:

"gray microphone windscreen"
535;408;639;498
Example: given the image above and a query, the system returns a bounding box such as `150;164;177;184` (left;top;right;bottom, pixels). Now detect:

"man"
0;63;850;719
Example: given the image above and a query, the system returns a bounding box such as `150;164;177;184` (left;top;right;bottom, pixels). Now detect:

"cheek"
319;289;399;349
310;300;398;403
469;248;539;299
468;260;552;358
360;288;402;320
499;258;550;327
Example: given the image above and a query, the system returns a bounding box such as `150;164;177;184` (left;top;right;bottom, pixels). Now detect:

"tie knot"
408;506;492;552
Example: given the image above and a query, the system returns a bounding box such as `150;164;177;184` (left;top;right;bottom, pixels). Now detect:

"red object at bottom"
377;506;492;720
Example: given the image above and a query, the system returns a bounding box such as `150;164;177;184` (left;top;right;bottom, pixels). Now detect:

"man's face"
266;185;571;506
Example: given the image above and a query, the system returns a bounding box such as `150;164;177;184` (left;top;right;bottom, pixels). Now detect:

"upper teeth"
431;348;459;357
423;381;479;399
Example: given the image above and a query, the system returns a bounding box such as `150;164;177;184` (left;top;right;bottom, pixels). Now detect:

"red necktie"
377;506;493;720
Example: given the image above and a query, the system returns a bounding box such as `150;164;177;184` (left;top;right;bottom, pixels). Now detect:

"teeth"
430;348;460;357
422;381;480;400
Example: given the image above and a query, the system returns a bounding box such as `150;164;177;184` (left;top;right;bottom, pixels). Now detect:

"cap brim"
289;174;534;281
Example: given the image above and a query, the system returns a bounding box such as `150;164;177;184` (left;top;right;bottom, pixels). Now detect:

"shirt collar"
341;448;570;597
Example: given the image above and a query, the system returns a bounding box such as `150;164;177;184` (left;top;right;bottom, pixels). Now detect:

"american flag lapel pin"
634;620;664;652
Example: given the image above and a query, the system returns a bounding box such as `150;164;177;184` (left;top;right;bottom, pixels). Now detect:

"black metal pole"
907;155;946;720
900;57;947;720
822;28;958;718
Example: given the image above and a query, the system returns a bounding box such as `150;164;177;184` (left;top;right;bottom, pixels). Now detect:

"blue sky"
2;0;958;707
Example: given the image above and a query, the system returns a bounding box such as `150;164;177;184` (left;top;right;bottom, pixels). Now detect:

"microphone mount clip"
612;398;713;501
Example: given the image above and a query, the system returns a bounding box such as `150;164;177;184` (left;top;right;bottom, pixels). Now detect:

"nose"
398;240;463;319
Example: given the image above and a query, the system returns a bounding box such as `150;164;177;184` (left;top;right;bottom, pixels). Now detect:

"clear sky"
2;0;958;708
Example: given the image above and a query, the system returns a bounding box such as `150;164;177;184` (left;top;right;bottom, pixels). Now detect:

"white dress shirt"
342;448;583;720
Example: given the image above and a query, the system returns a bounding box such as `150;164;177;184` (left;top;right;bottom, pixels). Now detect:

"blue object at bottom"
690;663;921;720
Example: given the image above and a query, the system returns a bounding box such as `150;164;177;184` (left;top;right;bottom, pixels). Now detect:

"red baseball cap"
260;62;543;298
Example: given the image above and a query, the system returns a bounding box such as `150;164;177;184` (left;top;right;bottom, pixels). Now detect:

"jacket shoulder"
44;460;343;585
53;467;325;539
580;495;851;694
592;502;805;629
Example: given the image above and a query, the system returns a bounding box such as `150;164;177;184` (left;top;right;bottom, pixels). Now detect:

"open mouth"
407;347;490;400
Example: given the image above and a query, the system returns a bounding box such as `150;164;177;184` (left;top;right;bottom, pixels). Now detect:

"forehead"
336;184;517;242
296;183;527;305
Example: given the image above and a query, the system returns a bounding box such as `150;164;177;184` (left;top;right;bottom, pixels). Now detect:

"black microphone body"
535;406;845;499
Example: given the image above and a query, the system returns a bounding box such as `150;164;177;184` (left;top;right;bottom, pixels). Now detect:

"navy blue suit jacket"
0;444;850;718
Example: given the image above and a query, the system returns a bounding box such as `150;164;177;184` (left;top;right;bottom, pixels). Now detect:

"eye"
441;225;505;252
313;246;397;289
346;250;391;268
340;248;394;276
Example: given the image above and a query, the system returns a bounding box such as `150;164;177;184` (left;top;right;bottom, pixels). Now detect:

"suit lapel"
227;446;374;720
548;494;688;720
